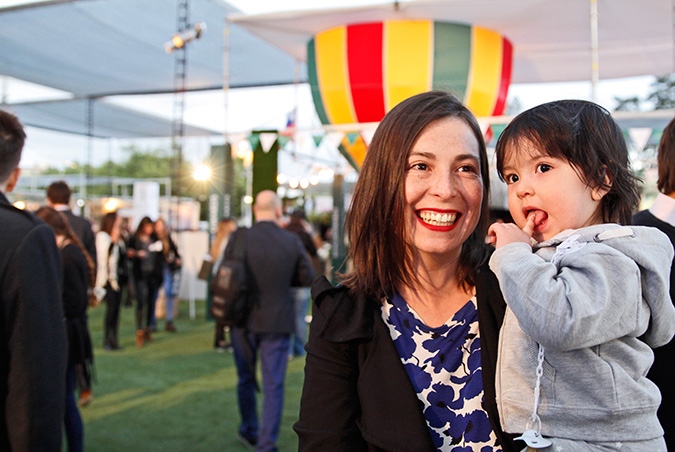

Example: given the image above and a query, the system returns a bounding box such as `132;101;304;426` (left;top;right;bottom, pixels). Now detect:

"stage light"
165;22;206;54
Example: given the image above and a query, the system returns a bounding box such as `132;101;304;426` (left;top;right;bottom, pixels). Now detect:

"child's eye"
536;163;552;173
504;173;519;184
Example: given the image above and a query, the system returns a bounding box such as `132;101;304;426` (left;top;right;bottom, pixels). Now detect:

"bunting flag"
628;127;653;153
308;20;513;125
259;133;278;153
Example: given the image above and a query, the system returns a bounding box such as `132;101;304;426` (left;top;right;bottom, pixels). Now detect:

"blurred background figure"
284;208;319;358
154;217;182;332
127;216;162;346
36;206;95;452
633;115;675;451
96;211;124;351
210;217;237;351
46;180;97;269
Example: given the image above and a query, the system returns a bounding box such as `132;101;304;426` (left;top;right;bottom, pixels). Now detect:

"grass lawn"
77;298;305;452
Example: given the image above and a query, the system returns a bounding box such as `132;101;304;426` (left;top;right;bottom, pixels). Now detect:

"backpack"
209;228;251;327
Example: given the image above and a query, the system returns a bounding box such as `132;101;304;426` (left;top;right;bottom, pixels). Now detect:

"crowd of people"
1;90;674;452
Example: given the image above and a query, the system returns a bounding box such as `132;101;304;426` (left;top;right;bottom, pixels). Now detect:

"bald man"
227;190;315;451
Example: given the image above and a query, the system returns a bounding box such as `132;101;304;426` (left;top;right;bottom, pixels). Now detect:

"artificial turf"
75;298;305;451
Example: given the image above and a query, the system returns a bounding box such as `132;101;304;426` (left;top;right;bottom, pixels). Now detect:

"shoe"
237;433;256;450
79;389;93;407
143;328;153;342
103;342;113;351
136;330;144;347
165;321;176;332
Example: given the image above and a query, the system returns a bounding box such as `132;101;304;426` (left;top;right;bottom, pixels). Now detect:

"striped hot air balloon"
307;20;513;125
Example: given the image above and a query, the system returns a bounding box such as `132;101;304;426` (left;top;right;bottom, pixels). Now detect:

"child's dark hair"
495;99;640;224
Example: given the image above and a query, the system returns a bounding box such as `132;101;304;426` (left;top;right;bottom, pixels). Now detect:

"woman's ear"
591;167;612;201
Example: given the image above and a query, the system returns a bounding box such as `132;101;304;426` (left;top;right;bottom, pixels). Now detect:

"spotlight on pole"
165;22;206;54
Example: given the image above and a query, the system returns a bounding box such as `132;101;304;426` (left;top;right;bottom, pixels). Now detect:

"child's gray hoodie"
489;224;675;442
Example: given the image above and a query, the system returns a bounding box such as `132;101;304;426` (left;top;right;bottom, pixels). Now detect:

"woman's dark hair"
495;99;640;224
100;211;119;235
135;216;154;238
341;90;490;299
35;206;95;289
657;116;675;194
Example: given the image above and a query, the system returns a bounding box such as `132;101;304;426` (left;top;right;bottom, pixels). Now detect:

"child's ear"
591;167;612;201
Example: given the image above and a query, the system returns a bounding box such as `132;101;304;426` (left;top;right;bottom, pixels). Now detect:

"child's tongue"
528;210;548;228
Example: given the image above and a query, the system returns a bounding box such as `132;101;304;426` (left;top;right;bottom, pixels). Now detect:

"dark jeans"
231;328;290;452
64;367;83;452
103;283;122;347
134;276;158;331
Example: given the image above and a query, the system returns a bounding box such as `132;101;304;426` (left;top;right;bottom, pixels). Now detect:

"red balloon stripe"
347;22;386;123
492;37;513;116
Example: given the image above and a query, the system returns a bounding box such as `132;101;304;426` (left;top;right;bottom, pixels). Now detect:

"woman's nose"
430;170;458;199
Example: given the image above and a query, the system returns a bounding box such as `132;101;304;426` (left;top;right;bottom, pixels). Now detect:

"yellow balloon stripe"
316;26;356;124
466;26;503;117
384;20;432;111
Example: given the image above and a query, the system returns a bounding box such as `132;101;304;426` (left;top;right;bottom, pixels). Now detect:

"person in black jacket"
36;206;95;452
633;115;675;450
228;190;315;451
0;109;67;451
294;91;517;452
127;216;163;346
46;180;97;270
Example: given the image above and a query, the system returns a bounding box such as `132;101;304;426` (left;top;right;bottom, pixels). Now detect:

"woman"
96;211;123;350
210;217;237;350
294;91;516;451
127;216;163;346
36;206;94;452
154;217;181;332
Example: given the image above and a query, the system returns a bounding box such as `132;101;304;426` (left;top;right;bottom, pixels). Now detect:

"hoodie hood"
535;224;675;348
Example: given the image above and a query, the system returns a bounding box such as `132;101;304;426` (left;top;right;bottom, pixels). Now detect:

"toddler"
488;100;675;451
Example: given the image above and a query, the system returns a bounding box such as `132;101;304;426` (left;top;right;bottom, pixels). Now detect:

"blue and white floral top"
381;294;501;451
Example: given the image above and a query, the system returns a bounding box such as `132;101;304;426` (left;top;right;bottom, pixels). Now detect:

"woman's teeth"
419;211;457;226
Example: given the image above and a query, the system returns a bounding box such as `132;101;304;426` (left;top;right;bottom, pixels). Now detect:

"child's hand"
487;214;535;249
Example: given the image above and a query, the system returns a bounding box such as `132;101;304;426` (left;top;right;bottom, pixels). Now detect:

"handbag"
197;255;213;280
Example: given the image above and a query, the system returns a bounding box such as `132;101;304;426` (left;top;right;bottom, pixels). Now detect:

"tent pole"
590;0;599;102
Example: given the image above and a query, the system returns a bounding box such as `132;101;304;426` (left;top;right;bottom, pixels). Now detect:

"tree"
613;74;675;111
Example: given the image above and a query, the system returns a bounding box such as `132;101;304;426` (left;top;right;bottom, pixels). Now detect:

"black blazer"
230;221;315;334
62;209;97;266
294;260;517;452
0;192;67;451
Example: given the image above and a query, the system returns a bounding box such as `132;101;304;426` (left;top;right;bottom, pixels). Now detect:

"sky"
0;0;657;176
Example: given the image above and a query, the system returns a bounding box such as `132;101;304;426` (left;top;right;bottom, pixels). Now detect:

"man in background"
46;179;97;266
229;191;315;452
0;109;67;450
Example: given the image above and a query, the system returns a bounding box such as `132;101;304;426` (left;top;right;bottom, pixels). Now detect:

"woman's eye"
505;174;519;184
410;162;429;171
537;163;552;173
458;164;478;174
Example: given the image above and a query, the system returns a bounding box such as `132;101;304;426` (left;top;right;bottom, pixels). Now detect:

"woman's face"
142;221;155;235
404;117;484;260
154;219;165;235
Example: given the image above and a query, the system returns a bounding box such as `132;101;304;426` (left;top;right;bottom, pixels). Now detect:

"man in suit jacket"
0;109;67;450
46;180;97;266
227;190;315;452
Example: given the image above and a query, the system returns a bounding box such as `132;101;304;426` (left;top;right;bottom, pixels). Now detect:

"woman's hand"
487;214;535;249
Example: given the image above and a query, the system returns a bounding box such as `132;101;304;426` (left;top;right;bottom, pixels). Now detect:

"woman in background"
154;217;181;332
96;211;123;350
127;216;162;346
36;206;95;452
210;217;237;351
